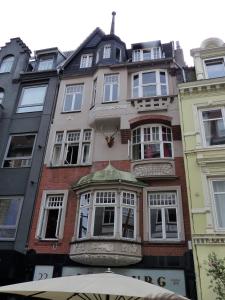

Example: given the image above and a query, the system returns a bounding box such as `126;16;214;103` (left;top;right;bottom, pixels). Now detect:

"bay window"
148;191;180;241
132;70;168;97
200;108;225;146
132;125;173;160
77;190;137;240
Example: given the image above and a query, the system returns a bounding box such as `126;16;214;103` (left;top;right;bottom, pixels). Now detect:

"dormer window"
38;57;54;71
116;48;121;62
205;58;225;79
0;55;15;73
132;47;161;62
103;45;111;59
0;88;4;104
80;54;93;68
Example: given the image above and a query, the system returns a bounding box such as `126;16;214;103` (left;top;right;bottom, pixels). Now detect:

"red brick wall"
28;158;190;256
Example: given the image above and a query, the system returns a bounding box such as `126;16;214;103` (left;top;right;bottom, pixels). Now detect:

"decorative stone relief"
132;161;175;178
70;241;142;266
193;236;225;245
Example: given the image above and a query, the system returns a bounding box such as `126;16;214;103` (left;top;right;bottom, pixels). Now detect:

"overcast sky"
0;0;224;66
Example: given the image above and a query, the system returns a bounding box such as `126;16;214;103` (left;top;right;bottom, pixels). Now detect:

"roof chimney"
110;11;116;35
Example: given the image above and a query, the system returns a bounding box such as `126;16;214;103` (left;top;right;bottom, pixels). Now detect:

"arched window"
0;55;15;73
0;88;4;104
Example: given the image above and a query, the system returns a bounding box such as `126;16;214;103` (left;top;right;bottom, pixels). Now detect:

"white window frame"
0;55;15;73
80;54;93;68
132;70;168;98
209;178;225;231
103;45;111;59
204;57;225;79
103;74;119;102
131;124;173;160
132;48;162;62
51;129;92;166
148;191;181;242
0;196;23;241
77;190;137;240
199;107;225;148
3;133;36;168
17;85;47;113
38;57;54;71
36;190;68;240
62;84;84;112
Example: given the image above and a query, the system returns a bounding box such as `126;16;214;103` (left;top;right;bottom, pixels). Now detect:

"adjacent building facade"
0;38;65;285
26;21;196;298
179;37;225;300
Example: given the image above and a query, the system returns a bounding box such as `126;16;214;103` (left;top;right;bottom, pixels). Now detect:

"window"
205;58;225;79
3;134;36;168
63;84;83;112
37;193;67;240
0;197;22;240
17;85;47;113
132;70;168;98
200;108;225;146
38;58;54;71
0;88;4;104
132;125;173;160
96;50;100;63
148;191;179;240
80;54;93;68
51;129;92;166
103;74;119;102
91;78;97;107
116;48;121;62
0;55;15;73
211;180;225;230
77;190;136;239
132;48;161;62
103;45;111;59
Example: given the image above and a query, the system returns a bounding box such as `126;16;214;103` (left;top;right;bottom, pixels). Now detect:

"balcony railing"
128;95;177;112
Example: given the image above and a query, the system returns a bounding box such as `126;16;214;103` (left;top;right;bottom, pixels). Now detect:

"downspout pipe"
174;59;186;83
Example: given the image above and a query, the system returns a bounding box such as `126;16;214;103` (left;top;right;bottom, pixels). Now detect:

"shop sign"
62;267;186;296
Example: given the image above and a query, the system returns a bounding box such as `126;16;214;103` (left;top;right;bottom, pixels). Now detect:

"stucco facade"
179;38;225;300
27;23;196;299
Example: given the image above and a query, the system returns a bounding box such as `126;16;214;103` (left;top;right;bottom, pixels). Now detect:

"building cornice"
179;78;225;95
193;235;225;245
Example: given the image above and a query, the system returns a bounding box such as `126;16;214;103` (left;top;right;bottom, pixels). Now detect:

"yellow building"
179;38;225;300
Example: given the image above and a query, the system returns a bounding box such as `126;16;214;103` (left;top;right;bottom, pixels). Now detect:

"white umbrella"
0;271;189;300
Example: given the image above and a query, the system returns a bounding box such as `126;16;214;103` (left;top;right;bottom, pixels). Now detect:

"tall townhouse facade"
0;39;65;285
179;37;225;300
27;22;196;299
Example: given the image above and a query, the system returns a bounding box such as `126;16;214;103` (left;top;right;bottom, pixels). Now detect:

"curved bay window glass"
0;55;15;73
77;190;136;240
132;125;173;160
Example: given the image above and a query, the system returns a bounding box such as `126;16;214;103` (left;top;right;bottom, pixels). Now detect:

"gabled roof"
60;27;105;69
72;163;147;190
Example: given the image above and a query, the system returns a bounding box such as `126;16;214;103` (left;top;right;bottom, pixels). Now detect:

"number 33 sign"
33;266;54;281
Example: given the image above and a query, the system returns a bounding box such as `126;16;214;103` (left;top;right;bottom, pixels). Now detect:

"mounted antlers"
100;127;118;148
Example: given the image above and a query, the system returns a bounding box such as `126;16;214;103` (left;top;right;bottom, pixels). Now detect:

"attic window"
103;45;111;59
116;48;121;62
205;58;225;79
38;58;54;71
80;54;93;68
132;48;162;62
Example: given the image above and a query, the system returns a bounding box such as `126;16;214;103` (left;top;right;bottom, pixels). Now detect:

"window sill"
48;163;92;168
143;240;185;245
101;101;119;104
61;110;81;114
